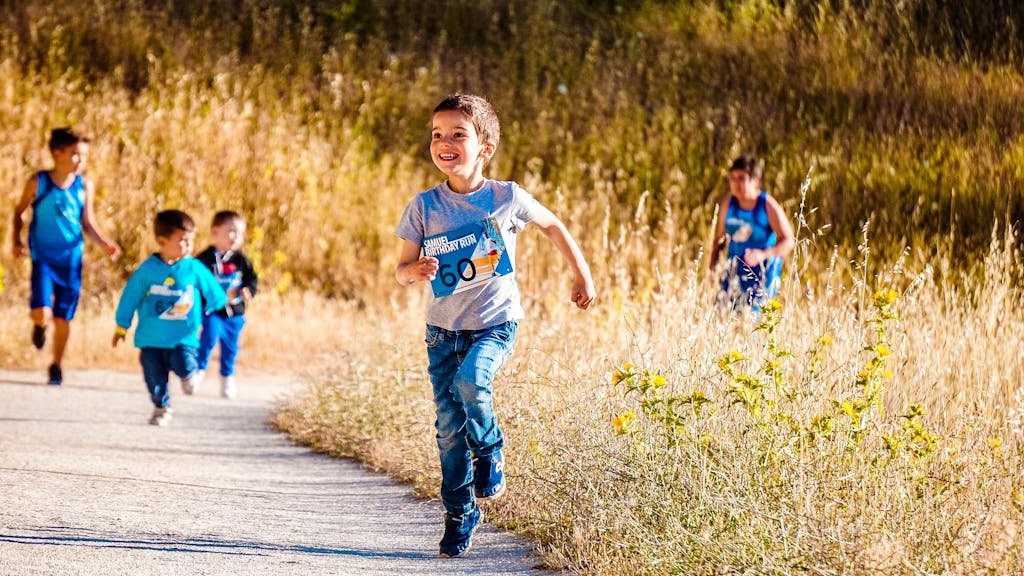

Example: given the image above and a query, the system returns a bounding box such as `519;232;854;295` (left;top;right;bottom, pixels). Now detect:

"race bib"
149;281;194;320
423;218;513;298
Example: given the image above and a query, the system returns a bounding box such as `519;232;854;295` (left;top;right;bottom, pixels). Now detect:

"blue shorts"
31;260;83;320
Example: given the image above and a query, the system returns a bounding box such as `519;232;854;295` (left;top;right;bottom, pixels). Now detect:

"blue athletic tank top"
29;171;85;265
723;191;782;299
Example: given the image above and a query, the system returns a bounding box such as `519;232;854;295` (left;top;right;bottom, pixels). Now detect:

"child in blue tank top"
709;155;795;310
11;127;121;385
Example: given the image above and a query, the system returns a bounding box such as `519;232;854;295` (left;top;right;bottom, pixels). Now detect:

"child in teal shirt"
113;210;226;426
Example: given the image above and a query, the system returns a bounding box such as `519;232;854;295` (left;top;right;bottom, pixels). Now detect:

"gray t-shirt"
395;179;548;331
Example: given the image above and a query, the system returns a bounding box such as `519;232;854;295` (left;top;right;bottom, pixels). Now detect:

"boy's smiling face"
430;109;495;191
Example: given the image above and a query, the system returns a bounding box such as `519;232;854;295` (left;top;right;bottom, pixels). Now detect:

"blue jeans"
139;346;198;408
426;320;518;516
198;313;246;376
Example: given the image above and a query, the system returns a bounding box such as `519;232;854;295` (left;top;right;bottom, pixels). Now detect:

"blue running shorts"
30;260;83;320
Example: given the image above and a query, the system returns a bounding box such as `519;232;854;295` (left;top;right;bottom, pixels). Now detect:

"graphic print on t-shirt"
215;260;243;305
149;277;194;320
728;218;753;242
423;217;513;298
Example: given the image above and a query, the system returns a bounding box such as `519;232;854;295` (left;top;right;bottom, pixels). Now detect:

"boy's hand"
571;277;596;310
112;327;127;347
105;242;123;262
743;248;770;267
404;257;439;285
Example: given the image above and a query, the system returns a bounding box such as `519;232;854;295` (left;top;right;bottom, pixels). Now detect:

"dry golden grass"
2;2;1024;573
273;227;1024;574
0;289;361;377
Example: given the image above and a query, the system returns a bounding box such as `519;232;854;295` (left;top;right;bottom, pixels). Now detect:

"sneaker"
438;506;482;558
32;325;46;350
149;407;173;426
47;363;62;386
473;452;506;500
181;370;203;395
221;375;236;399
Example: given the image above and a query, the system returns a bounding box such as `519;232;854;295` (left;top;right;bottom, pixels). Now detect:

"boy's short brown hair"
48;127;90;151
211;210;244;228
433;93;501;149
154;210;196;238
729;155;763;180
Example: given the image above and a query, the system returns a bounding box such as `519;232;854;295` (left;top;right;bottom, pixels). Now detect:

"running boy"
195;210;258;399
395;93;596;558
11;127;121;385
709;155;795;310
112;210;226;426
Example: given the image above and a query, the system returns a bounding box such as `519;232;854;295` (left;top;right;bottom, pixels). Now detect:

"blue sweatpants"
198;314;246;377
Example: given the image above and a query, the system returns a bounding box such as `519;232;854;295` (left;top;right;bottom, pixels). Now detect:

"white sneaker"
221;375;236;399
182;370;205;395
149;407;173;426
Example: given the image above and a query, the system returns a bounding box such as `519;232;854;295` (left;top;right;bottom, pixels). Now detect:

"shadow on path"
1;526;433;560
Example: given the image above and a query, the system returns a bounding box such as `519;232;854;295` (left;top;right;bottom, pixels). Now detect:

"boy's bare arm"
80;178;121;260
743;195;795;267
528;210;595;310
395;239;438;286
708;196;729;272
12;177;36;257
764;195;795;257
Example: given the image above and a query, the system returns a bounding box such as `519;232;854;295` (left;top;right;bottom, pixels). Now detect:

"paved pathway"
0;368;549;575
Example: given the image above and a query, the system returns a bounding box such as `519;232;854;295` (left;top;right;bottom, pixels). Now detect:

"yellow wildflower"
652;375;666;388
276;271;293;294
612;370;623;385
767;299;782;311
884;369;893;379
623;363;633;372
986;437;1003;451
876;345;891;357
873;288;899;306
820;335;832;346
613;411;636;435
